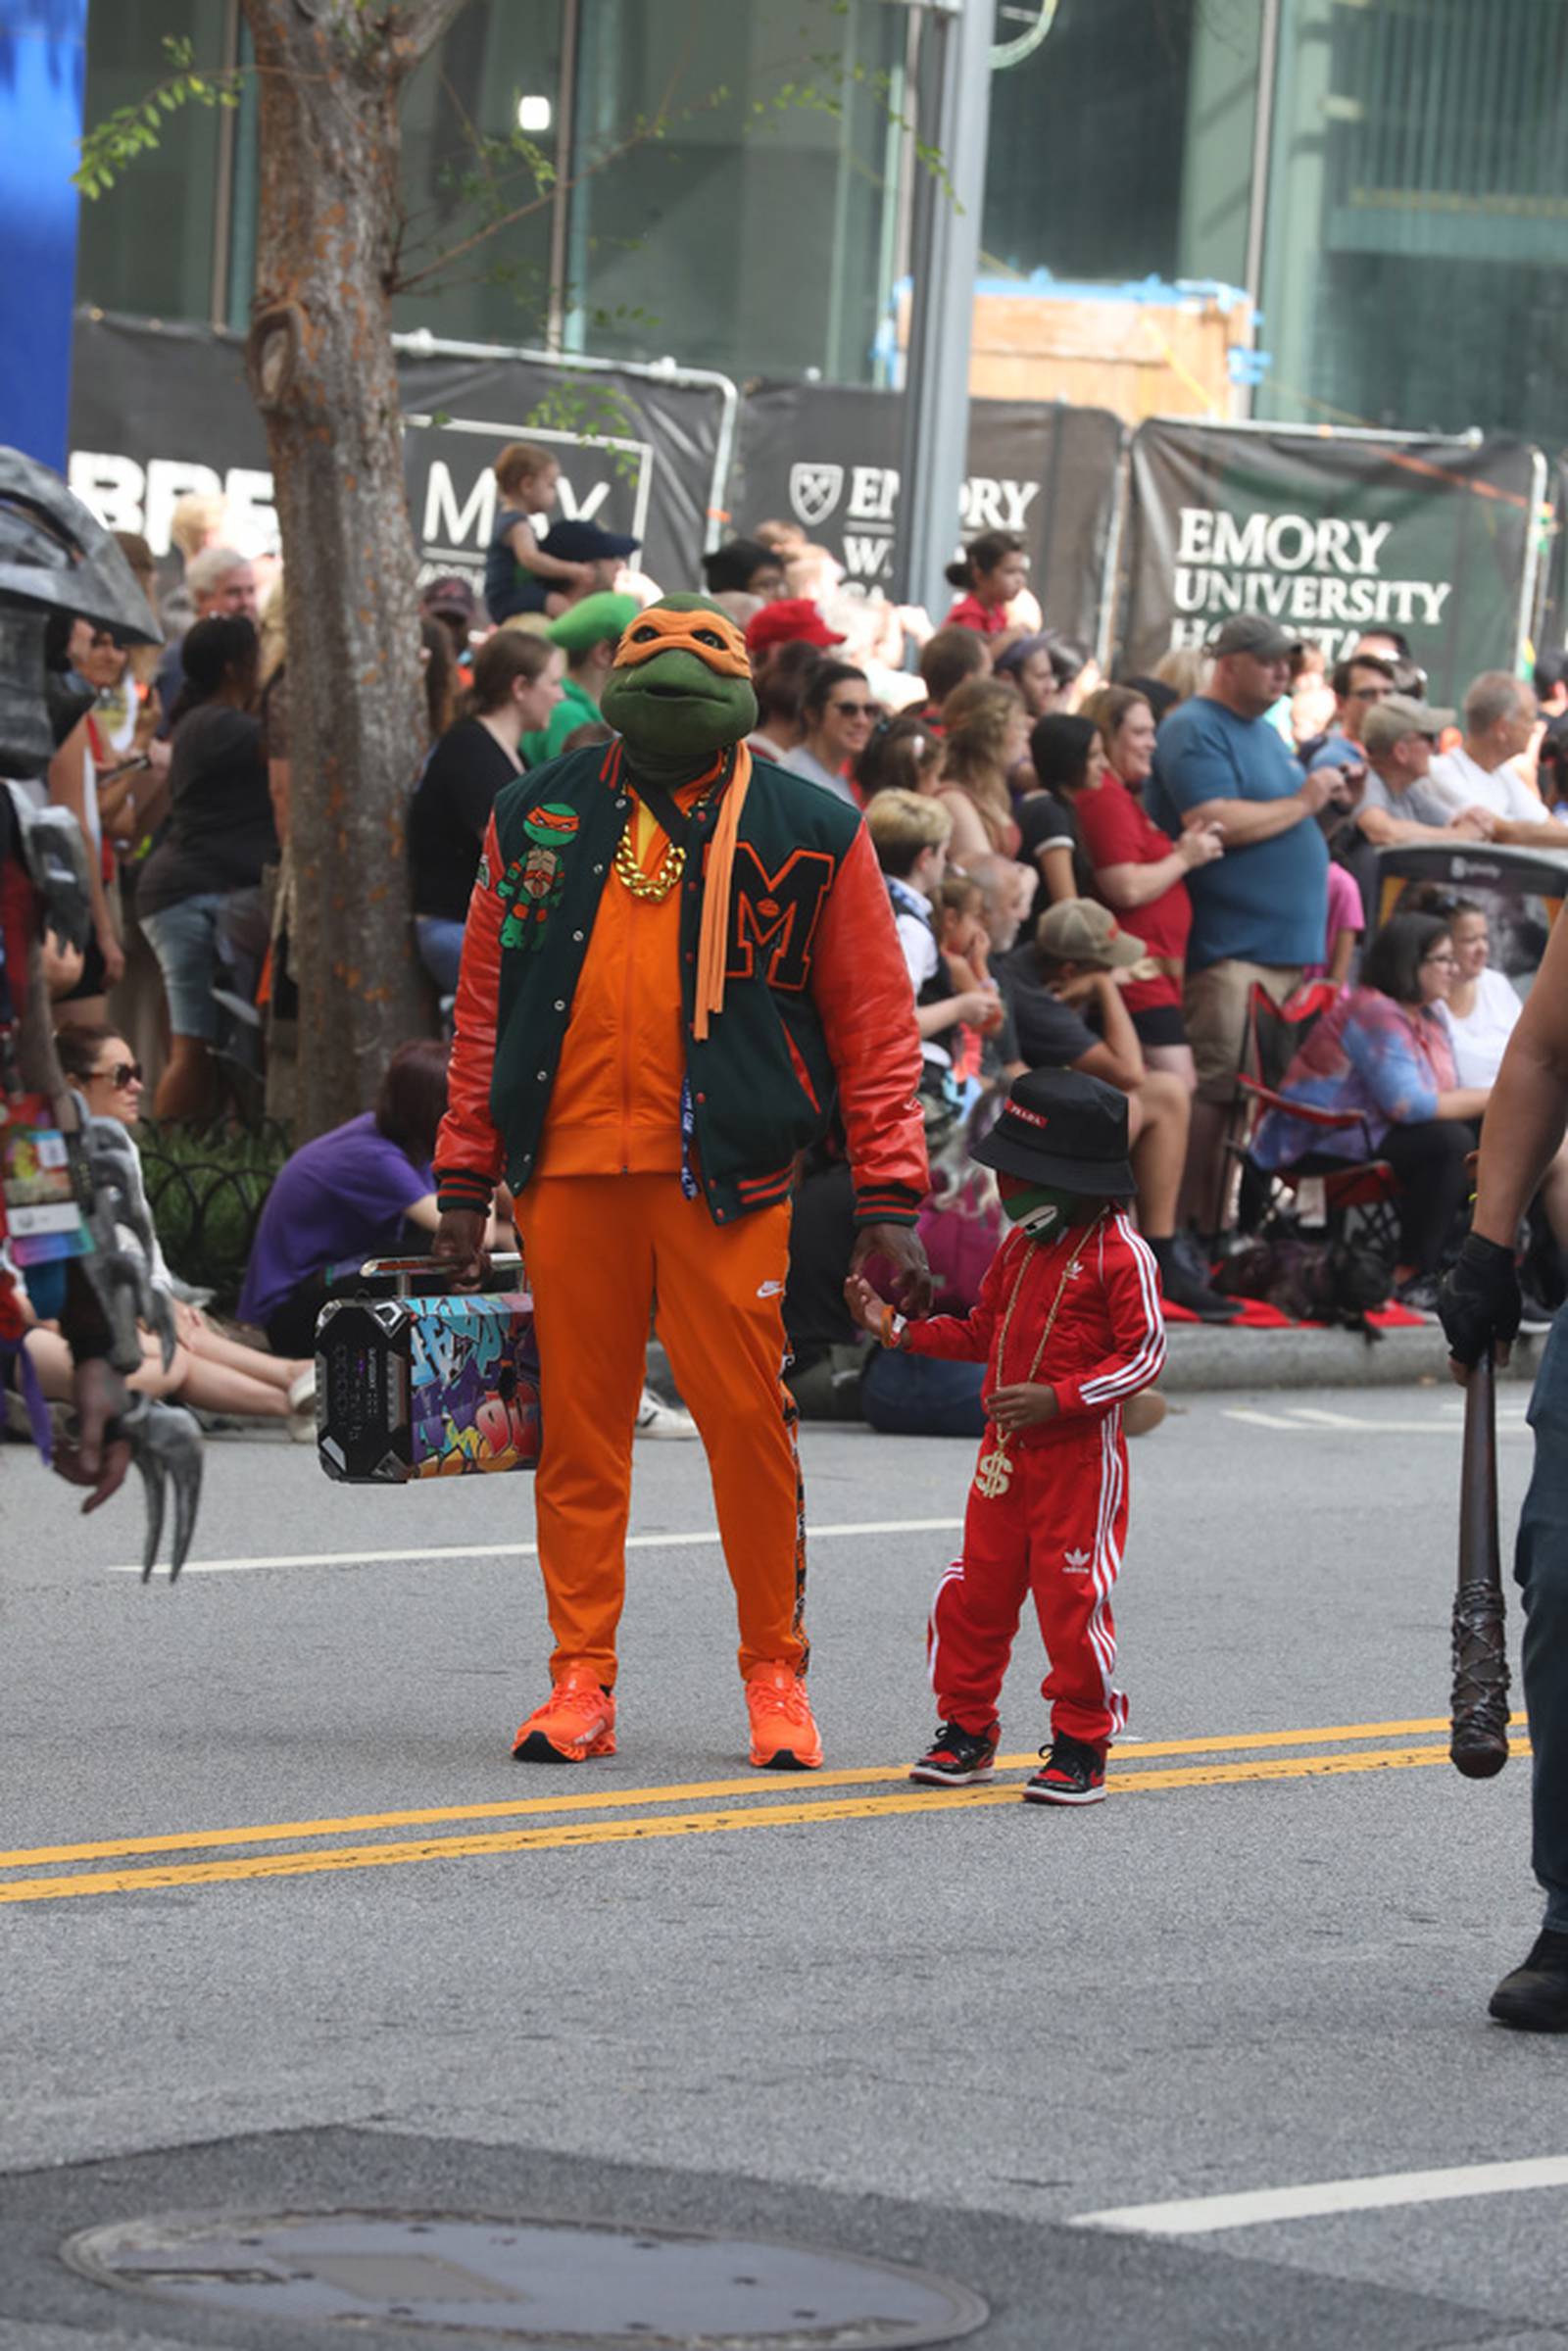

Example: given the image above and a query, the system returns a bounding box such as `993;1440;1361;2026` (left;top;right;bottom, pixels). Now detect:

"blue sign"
0;0;87;470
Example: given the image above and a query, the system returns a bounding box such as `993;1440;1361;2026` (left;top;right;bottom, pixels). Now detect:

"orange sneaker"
512;1668;616;1763
745;1663;822;1770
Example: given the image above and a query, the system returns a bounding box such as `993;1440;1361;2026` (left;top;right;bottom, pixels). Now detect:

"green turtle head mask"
600;594;759;778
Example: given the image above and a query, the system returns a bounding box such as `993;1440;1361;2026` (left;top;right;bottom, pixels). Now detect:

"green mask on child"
997;1180;1098;1240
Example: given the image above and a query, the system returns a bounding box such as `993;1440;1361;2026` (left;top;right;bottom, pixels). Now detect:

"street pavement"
4;1383;1568;2350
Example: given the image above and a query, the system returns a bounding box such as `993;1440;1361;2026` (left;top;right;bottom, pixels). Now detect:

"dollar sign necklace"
972;1211;1106;1500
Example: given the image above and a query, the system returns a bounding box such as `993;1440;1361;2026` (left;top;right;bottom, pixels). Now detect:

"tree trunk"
240;0;467;1138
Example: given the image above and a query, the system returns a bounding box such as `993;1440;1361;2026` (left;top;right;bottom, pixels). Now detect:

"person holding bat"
1441;904;1568;2030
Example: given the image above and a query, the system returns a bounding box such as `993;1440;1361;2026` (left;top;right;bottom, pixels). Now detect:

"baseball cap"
745;597;845;658
419;574;475;620
1361;692;1456;756
537;519;641;564
1205;613;1302;661
547;590;642;654
1035;899;1146;969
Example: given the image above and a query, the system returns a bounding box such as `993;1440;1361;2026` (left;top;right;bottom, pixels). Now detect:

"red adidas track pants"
928;1410;1130;1748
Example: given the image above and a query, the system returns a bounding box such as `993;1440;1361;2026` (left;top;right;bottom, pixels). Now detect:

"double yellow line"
0;1715;1526;1909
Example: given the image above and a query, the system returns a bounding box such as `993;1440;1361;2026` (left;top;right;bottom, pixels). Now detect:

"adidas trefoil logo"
1062;1547;1091;1574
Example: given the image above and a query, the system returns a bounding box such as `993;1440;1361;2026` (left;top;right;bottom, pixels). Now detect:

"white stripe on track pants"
927;1407;1129;1748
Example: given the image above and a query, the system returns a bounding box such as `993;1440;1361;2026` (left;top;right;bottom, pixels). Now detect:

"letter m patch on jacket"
725;846;836;993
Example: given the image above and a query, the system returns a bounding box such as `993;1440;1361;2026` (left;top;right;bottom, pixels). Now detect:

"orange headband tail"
694;744;752;1042
612;606;752;680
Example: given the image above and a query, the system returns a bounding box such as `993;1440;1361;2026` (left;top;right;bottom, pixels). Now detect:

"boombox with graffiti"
316;1257;541;1484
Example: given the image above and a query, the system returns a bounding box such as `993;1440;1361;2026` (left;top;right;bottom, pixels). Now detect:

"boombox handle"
359;1251;525;1299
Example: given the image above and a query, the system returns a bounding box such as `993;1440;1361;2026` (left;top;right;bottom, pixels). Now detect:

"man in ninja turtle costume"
433;595;930;1768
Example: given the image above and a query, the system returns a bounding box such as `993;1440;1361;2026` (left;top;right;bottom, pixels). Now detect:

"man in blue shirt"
1146;613;1337;1233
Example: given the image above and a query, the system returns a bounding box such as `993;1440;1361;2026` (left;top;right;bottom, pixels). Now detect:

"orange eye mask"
611;605;752;680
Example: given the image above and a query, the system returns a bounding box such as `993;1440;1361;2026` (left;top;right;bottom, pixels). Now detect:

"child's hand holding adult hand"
984;1382;1058;1433
843;1273;891;1337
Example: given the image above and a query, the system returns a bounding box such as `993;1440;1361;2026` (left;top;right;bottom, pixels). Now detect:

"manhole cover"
62;2209;989;2347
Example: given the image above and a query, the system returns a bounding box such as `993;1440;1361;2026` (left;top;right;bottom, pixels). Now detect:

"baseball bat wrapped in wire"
1450;1349;1510;1779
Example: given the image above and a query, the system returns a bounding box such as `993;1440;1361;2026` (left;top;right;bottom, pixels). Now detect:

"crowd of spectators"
17;463;1568;1436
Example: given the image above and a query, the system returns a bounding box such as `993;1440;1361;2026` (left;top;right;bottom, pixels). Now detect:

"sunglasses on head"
95;1060;143;1088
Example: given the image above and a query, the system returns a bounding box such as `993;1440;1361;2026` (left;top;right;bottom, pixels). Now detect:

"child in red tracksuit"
848;1067;1165;1805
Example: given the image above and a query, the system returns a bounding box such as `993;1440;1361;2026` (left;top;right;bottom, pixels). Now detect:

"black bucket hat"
971;1068;1136;1199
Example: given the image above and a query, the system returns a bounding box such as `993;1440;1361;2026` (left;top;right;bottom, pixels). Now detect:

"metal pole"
209;0;242;330
896;0;998;614
1241;0;1282;420
546;0;580;358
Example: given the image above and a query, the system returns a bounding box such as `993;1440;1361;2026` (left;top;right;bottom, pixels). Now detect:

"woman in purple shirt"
238;1042;451;1354
1253;912;1489;1306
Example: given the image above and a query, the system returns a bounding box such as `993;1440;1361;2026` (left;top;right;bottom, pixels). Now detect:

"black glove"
1438;1233;1521;1368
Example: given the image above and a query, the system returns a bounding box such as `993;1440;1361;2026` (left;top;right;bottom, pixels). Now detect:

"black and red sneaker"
1023;1734;1106;1806
909;1721;999;1787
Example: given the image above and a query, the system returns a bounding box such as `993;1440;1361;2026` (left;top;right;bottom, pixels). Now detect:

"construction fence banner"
734;381;1125;653
1121;417;1547;703
66;312;736;600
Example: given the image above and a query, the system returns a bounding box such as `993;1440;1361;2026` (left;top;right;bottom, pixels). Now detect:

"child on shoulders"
485;442;593;622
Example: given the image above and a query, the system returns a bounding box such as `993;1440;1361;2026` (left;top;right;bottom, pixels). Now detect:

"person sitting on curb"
999;899;1238;1320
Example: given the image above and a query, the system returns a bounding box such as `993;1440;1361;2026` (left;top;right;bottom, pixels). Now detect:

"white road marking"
1073;2155;1568;2236
105;1515;966;1577
1223;1407;1528;1437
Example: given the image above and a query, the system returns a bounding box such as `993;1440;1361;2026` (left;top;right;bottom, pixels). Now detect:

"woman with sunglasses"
780;661;877;807
28;1024;316;1427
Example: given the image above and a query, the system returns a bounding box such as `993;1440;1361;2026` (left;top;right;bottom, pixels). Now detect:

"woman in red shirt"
1082;683;1157;797
1056;695;1225;1088
941;530;1027;637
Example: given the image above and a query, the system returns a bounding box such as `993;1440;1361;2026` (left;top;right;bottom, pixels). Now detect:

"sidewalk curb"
1158;1321;1546;1393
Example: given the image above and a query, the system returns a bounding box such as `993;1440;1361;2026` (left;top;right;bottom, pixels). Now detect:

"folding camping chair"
1227;980;1403;1265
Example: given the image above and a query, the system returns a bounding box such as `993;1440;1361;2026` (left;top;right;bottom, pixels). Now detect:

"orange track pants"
513;1174;807;1687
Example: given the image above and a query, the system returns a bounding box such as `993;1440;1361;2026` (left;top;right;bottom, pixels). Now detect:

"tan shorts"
1185;958;1302;1103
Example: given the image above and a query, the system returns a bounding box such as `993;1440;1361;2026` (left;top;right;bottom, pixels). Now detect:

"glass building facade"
76;0;1568;444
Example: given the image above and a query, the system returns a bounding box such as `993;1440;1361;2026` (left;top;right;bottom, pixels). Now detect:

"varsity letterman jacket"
434;743;928;1230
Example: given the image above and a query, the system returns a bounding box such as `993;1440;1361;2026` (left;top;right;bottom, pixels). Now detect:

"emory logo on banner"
1122;418;1544;701
789;463;844;529
741;379;1123;646
782;457;1038;588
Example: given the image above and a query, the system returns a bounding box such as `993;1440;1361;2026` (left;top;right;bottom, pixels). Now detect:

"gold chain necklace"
613;825;685;902
972;1212;1106;1500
